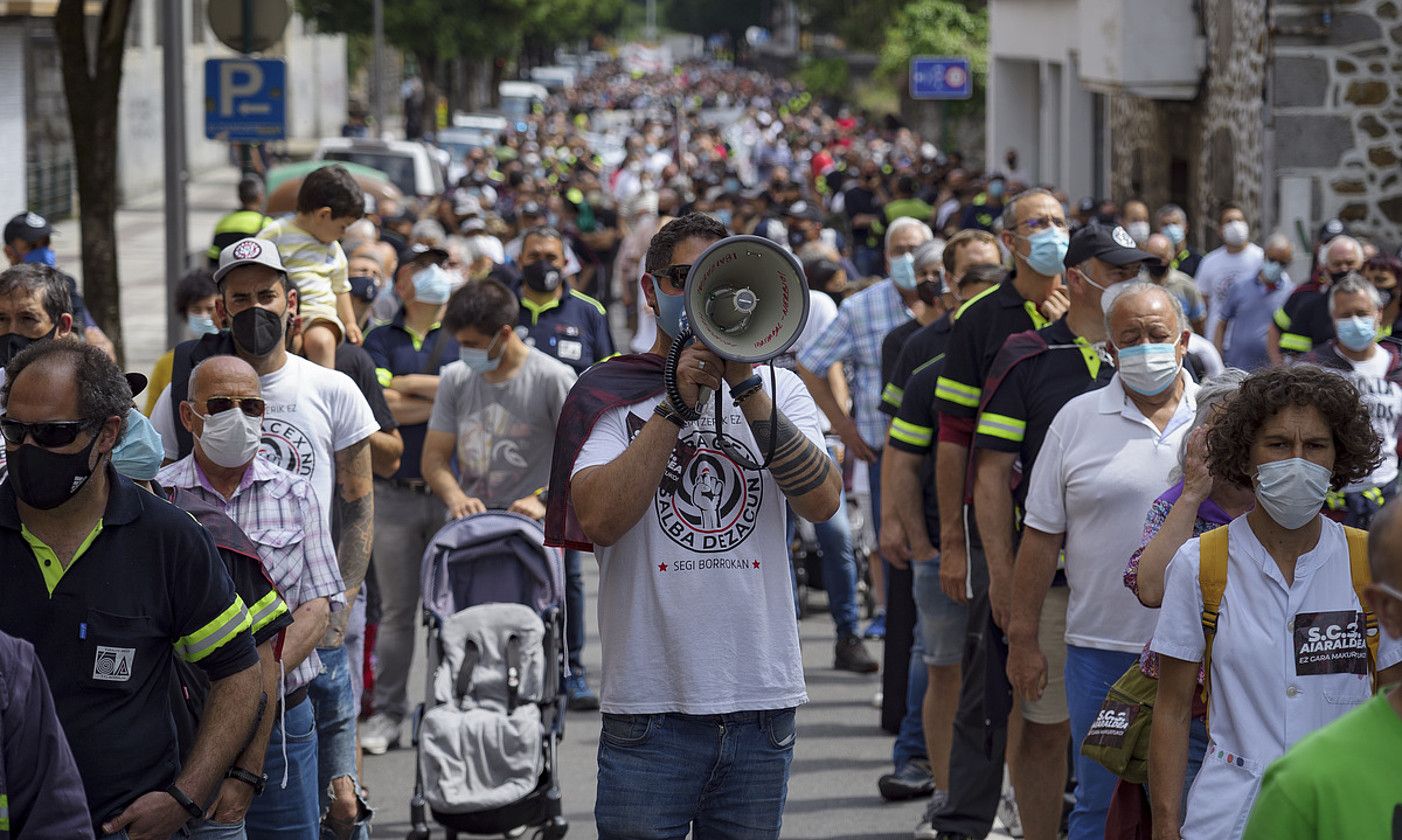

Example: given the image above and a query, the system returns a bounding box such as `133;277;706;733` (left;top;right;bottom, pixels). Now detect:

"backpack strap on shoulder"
455;640;481;702
1343;525;1380;691
1198;525;1230;711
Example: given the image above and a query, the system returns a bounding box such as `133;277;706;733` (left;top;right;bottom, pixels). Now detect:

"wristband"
654;400;685;428
226;766;267;796
731;375;764;405
166;782;205;820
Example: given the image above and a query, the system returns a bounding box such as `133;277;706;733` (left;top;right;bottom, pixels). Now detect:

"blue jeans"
1184;715;1209;817
565;548;586;672
245;697;320;837
596;709;796;840
892;613;929;770
1065;645;1138;840
309;645;371;839
785;487;861;638
345;591;366;711
188;818;247;839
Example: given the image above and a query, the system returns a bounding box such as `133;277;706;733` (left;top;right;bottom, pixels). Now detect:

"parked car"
498;81;549;121
314;137;445;199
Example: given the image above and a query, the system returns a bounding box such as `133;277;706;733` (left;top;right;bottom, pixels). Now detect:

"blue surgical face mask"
21;247;56;267
1254;457;1331;530
651;275;687;338
1162;223;1185;246
459;331;503;374
712;209;733;229
889;253;918;290
1016;228;1070;277
187;313;218;336
1335;315;1378;351
412;264;452;305
1261;260;1284;285
111;408;166;481
988;180;1006;199
1115;342;1182;396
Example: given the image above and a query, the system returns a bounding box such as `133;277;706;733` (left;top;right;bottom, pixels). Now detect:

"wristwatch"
165;783;205;820
226;766;268;796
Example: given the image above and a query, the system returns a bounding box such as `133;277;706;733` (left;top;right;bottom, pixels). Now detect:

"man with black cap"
3;212;114;359
358;240;462;753
968;223;1151;839
150;237;380;837
784;200;825;249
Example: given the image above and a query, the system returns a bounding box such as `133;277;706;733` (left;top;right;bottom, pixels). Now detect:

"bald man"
1243;501;1402;838
1271;234;1367;361
158;355;344;835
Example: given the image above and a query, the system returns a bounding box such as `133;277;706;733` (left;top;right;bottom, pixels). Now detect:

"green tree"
877;0;987;113
54;0;136;362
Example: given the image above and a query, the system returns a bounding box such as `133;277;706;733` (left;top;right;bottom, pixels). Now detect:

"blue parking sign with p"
205;58;287;142
909;57;972;101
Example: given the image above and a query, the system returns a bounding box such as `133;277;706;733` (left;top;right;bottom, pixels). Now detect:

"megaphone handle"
712;363;780;472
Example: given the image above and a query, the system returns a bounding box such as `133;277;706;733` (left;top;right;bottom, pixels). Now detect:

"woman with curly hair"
1146;365;1402;839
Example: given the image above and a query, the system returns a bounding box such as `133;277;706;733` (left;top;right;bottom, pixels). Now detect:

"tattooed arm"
327;437;373;644
740;387;842;522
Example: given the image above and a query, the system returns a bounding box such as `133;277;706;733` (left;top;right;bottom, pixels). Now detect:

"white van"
498;81;549;120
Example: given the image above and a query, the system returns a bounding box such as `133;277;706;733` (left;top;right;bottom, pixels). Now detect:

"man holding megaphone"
545;213;842;840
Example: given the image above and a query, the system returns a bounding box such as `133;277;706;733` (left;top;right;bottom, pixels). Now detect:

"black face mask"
231;306;285;357
0;326;57;368
1148;264;1170;280
522;260;563;294
916;279;944;307
1330;270;1352;285
9;431;102;510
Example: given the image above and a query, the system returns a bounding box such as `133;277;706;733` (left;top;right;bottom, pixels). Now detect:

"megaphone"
663;235;811;470
681;235;810;364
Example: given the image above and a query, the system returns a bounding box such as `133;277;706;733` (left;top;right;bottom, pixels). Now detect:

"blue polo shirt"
363;309;459;482
517;289;615;375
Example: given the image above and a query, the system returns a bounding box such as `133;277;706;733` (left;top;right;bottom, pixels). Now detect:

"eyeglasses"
0;418;100;448
653;264;693;294
198;396;266;418
1016;216;1071;233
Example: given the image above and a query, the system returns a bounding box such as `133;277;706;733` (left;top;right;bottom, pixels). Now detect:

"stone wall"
1272;0;1402;247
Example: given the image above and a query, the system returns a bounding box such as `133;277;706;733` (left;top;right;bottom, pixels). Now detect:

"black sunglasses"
653;264;693;294
198;396;266;418
0;418;101;448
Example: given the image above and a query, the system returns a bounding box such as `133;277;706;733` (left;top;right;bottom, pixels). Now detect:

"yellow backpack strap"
1197;526;1231;709
1343;525;1380;690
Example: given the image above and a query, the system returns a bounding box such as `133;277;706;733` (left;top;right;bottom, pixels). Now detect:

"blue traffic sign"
910;56;972;101
205;58;287;142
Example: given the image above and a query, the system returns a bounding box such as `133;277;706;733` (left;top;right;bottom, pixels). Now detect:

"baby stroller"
406;511;569;840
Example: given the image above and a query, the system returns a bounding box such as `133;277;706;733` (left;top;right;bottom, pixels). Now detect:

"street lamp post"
163;0;189;349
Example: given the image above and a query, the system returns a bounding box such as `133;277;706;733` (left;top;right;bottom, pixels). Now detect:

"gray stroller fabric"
421;603;548;814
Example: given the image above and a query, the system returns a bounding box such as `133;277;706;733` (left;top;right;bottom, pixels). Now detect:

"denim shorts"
911;553;968;667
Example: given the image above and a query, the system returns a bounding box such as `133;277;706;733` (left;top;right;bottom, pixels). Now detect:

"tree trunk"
54;0;133;366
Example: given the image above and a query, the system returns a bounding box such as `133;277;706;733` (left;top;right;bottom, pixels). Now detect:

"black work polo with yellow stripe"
0;469;258;826
517;288;615;376
935;278;1052;425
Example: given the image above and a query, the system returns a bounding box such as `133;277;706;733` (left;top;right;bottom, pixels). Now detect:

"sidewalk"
50;165;244;377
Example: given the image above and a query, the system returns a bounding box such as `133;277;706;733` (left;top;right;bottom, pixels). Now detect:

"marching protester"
1149;365;1402;839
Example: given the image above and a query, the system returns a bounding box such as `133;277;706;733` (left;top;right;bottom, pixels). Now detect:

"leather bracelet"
654;400;685;428
166;782;204;820
731;375;764;405
226;766;267;796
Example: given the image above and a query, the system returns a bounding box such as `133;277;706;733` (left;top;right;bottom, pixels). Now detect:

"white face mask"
1254;457;1331;530
1221;219;1250;247
1126;221;1151;245
1115;342;1182;396
195;406;264;469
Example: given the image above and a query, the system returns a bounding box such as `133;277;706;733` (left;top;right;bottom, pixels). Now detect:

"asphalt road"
359;554;1001;840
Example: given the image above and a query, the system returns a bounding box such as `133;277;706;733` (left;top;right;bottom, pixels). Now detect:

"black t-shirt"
880;319;922;417
973;319;1116;507
890;356;947;541
882;313;954;417
0;471;259;826
1277;288;1335;355
935;278;1052;425
843;185;882;239
336;342;397;432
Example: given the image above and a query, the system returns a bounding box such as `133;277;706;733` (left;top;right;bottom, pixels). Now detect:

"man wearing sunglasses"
0;340;262;838
158;355;345;837
151;237;380;838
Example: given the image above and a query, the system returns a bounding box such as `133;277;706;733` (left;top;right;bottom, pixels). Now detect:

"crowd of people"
0;56;1398;840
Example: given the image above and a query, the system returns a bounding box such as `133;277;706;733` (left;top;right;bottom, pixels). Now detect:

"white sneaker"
359;713;401;755
996;785;1024;838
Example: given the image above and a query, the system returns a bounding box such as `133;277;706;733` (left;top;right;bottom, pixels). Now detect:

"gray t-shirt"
571;368;820;714
428;349;575;508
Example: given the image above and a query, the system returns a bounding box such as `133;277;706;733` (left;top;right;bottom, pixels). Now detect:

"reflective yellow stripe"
248;590;289;634
569;289;607;315
175;596;251;663
375;367;393;388
935;376;981;408
1279;332;1312;353
890;418;933;448
881;382;905;409
955;283;1000;318
1326;489;1347;511
976;411;1027;443
1273;307;1292;331
0;792;8;831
